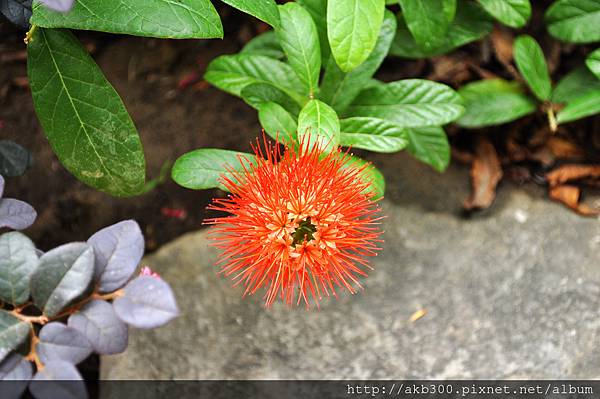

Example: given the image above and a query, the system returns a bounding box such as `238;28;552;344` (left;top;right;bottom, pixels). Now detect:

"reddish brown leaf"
548;185;599;216
427;56;471;84
464;138;503;210
546;165;600;187
491;26;513;67
545;137;585;160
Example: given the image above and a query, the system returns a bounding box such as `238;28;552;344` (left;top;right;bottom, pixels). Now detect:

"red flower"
205;137;383;308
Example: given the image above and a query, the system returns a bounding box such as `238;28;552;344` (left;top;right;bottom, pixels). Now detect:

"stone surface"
101;153;600;380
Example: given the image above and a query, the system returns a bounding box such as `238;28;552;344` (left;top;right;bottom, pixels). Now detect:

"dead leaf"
545;136;585;160
409;309;427;322
427;56;471;84
506;136;529;162
451;147;474;164
491;26;513;66
464;137;503;210
548;185;600;216
546;165;600;187
490;26;520;80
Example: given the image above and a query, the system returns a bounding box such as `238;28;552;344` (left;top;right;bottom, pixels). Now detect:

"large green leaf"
327;0;386;72
241;31;285;59
390;0;492;59
28;28;145;197
513;35;552;101
457;79;537;128
586;48;600;80
30;243;95;317
406;126;450;172
204;54;306;105
319;10;396;114
340;117;408;153
0;310;29;362
296;0;330;61
341;155;386;199
258;102;298;145
552;66;600;104
399;0;456;51
172;149;256;191
477;0;531;28
347;80;464;127
31;0;223;39
297;100;341;152
276;2;321;96
0;232;39;305
219;0;280;29
545;0;600;43
241;83;301;116
556;91;600;123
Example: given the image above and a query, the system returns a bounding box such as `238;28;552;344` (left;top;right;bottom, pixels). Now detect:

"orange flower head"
205;136;383;308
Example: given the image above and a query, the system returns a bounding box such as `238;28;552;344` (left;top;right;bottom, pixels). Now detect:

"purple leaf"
113;276;179;329
38;0;75;13
0;353;32;399
29;361;87;399
30;243;94;317
0;232;39;305
37;322;93;365
68;300;128;355
0;353;32;380
87;220;144;293
0;198;37;230
0;175;4;198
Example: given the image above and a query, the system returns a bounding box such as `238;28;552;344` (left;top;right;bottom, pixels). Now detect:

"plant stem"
26;324;44;371
547;107;558;133
25;25;37;45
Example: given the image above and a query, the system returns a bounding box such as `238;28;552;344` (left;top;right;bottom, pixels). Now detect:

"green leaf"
241;83;301;116
552;65;600;123
296;0;330;61
390;0;492;59
477;0;531;28
27;28;145;197
545;0;600;43
399;0;456;51
341;155;385;199
172;149;256;191
586;48;600;80
340;117;408;153
406;126;450;172
556;91;600;123
30;243;95;317
457;79;537;128
297;100;341;152
552;66;600;104
276;3;321;96
258;102;298;145
513;35;552;101
204;54;306;105
319;10;397;114
0;232;39;305
31;0;223;39
0;310;29;361
327;0;386;72
241;31;285;59
347;80;464;127
219;0;280;29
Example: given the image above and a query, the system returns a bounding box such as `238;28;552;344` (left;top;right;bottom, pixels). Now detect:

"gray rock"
101;153;600;380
